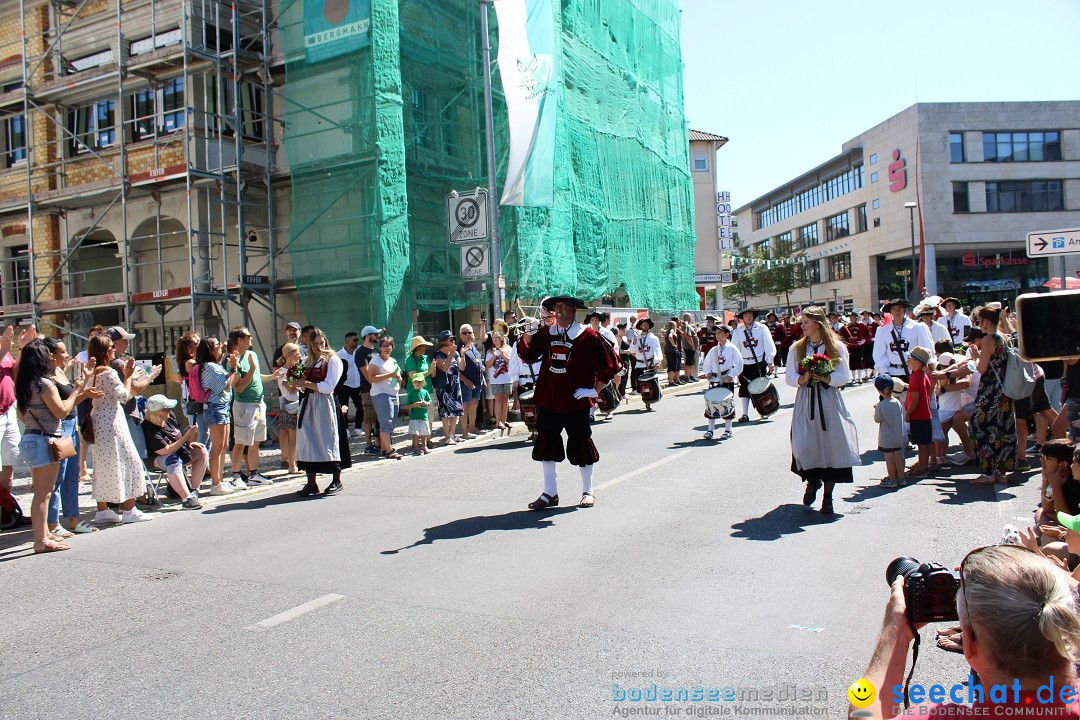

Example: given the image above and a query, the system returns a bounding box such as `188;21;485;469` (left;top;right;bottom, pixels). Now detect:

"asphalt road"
0;377;1041;719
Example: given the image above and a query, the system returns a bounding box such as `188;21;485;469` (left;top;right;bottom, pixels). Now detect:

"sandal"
936;625;964;654
579;492;595;508
970;475;997;485
382;451;403;460
50;526;74;539
528;492;559;510
68;520;98;534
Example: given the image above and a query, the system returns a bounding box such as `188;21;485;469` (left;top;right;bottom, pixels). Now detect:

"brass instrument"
500;296;554;336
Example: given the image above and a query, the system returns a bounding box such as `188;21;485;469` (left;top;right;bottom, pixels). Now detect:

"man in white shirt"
915;305;951;345
701;325;743;440
629;318;661;393
872;299;935;383
336;332;364;439
734;309;776;422
940;297;972;346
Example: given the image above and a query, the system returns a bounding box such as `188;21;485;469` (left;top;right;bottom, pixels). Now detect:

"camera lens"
886;557;922;586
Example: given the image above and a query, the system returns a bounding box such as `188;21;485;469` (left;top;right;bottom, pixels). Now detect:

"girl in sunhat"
405;373;432;454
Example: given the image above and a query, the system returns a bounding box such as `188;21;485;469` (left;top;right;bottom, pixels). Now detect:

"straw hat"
409;335;433;353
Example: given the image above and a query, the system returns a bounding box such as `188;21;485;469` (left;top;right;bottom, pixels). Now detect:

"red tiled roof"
689;129;728;143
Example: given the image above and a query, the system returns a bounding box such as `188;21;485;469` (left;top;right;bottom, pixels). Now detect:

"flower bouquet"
288;361;307;382
800;353;835;381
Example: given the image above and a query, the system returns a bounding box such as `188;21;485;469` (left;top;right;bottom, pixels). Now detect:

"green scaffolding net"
279;0;697;343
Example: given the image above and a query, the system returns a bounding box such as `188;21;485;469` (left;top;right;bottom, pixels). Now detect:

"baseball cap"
1058;512;1080;535
286;321;301;330
361;325;380;337
410;372;426;385
107;326;135;341
144;394;177;413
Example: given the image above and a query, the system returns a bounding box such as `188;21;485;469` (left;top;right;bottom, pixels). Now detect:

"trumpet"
496;296;554;336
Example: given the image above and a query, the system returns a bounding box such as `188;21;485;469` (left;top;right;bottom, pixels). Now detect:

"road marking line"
246;593;345;631
595;448;695;491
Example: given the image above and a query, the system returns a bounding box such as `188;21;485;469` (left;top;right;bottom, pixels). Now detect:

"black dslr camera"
886;557;961;623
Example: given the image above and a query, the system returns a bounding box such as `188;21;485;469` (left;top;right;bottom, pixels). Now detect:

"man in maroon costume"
517;295;620;510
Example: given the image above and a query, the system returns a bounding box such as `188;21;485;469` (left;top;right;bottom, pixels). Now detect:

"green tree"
760;236;806;312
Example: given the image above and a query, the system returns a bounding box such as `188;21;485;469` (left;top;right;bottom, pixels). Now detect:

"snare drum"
598;382;620;412
637;372;662;404
518;388;538;430
703;386;734;419
747;377;780;417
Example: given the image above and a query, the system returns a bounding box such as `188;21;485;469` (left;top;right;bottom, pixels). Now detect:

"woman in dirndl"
785;306;861;514
290;328;344;497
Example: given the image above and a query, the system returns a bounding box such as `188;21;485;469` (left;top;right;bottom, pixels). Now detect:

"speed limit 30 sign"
447;189;490;245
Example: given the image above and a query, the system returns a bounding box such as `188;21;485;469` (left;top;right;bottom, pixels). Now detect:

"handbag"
81;373;97;444
27;405;77;461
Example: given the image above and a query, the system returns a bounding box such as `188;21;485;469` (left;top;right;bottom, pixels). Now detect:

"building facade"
689;129;728;311
734;101;1080;315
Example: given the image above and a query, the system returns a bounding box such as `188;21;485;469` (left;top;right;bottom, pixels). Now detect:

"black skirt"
790;456;854;484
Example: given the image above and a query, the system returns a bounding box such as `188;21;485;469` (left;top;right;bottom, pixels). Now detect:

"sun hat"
436;329;455;344
144;394;177;413
908;346;931;365
541;295;585;311
409;336;433;353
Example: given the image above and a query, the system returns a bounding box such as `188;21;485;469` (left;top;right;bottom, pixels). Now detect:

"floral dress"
90;368;144;503
435;351;464;418
971;334;1017;476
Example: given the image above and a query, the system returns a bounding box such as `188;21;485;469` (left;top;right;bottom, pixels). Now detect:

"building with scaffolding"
0;0;697;363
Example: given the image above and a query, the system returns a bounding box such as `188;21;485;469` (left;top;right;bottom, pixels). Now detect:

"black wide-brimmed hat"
739;308;759;319
942;297;962;310
541;295;585;311
584;308;609;322
635;317;654;331
880;298;911;313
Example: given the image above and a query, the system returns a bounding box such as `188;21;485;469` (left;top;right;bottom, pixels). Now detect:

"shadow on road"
201;490;315;514
382;507;577;554
730;503;841;541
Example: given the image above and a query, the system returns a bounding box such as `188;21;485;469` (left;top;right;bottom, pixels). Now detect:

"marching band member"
766;312;788;374
700;325;742;440
630;318;661;393
839;311;872;384
517;295;620;510
872;299;934;384
585;310;620;420
698;315;719;359
734;308;776;423
940;297;971;346
916;304;952;345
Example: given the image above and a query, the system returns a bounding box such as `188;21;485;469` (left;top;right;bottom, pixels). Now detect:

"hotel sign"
716;191;733;250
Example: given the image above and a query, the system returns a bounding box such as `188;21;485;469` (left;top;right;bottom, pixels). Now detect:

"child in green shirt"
406;373;432;454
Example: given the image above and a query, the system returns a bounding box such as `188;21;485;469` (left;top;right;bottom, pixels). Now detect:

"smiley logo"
848;678;876;708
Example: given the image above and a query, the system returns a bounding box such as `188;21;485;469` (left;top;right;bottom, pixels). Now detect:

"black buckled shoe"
296;484;320;498
820;497;835;514
323;480;343;496
528;493;559;510
802;480;821;507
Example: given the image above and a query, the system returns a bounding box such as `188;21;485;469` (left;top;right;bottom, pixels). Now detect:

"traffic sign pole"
480;0;504;319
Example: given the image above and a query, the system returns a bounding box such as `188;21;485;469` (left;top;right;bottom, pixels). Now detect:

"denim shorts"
154;453;185;471
461;382;480;404
372;393;398;431
202;402;230;427
19;433;57;469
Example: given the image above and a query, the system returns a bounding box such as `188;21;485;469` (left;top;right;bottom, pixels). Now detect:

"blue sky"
679;0;1080;206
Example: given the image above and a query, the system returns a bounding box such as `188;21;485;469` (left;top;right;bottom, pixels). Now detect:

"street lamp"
904;201;918;303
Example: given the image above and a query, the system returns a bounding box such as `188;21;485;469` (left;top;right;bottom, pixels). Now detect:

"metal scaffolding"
0;0;285;362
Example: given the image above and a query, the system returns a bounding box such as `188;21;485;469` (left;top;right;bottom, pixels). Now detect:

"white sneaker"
946;451;973;466
94;508;122;524
230;476;249;490
348;429;361;439
208;483;235;496
121;508;153;523
247;473;273;487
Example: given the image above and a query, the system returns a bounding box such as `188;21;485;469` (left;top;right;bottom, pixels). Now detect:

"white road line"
246;593;345;631
595;448;696;491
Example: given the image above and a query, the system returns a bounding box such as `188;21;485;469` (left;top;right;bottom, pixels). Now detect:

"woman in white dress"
86;335;154;524
785;306;860;515
290;328;343;497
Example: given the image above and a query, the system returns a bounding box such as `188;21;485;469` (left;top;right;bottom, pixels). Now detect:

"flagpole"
480;0;505;320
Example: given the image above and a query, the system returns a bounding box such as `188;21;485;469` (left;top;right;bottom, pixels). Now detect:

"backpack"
995;339;1035;401
186;363;212;404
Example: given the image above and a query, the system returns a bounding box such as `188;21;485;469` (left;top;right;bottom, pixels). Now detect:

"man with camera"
855;547;1080;719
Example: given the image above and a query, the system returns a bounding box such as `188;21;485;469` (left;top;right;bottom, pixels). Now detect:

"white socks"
725;418;733;433
542;461;558;496
707;418;716;432
741;397;750;416
580;464;594;495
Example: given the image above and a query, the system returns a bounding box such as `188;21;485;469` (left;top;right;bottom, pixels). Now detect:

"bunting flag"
495;0;557;206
